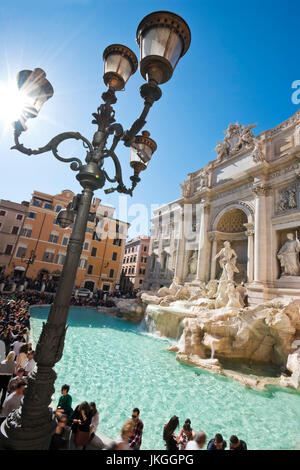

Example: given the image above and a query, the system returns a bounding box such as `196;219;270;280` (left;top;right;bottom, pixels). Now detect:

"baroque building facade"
0;200;29;274
5;189;129;292
120;235;150;291
143;110;300;304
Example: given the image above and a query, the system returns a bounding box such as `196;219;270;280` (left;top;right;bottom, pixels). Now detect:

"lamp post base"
0;408;56;450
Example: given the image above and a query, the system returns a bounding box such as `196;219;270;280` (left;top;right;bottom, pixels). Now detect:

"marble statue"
277;232;300;276
188;250;198;275
215;280;228;308
180;178;193;198
226;282;244;308
214;241;239;281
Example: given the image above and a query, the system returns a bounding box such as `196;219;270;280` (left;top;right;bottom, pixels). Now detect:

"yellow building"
7;189;129;292
84;205;129;292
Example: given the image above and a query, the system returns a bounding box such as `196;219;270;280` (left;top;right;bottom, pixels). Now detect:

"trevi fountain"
116;111;300;393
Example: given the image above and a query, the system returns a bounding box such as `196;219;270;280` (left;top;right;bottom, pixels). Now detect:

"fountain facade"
143;111;300;306
137;241;300;391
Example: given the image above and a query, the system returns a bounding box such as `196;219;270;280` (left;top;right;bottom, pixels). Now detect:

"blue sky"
0;0;299;234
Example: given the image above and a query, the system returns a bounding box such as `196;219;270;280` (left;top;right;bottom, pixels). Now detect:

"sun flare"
0;80;29;125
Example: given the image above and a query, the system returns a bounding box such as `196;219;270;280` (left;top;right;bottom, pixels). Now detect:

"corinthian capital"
251;184;271;196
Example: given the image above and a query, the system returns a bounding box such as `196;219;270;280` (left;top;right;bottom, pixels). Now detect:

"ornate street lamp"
0;11;190;450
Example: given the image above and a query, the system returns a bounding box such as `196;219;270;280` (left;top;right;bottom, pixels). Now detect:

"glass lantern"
130;131;157;173
16;68;54;119
136;11;191;84
103;44;138;91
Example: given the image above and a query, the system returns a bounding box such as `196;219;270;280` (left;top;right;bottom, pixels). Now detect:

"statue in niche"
188;250;198;275
277;232;300;276
214;241;239;282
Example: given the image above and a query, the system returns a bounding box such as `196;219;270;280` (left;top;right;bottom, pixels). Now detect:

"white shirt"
1;391;23;417
13;341;25;356
24;358;36;374
185;440;202;450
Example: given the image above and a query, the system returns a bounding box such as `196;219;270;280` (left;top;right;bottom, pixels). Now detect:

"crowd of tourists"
0;295;35;420
0;292;248;451
51;385;248;451
0;273;137;308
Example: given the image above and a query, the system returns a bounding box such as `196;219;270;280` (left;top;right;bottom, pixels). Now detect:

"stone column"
174;230;186;284
252;185;270;282
245;225;255;282
209;234;218;280
196;203;211;282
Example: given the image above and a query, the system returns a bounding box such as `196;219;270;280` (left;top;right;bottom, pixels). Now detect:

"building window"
55;253;66;265
56;205;62;212
143;246;147;252
62;236;69;246
49;233;59;243
44;203;53;210
88;213;95;222
113;238;121;246
86;227;93;234
21;227;32;238
0;210;7;216
11;226;19;235
32;199;41;207
139;279;143;284
5;245;13;255
42;251;55;263
28;212;36;219
16;246;27;258
109;269;114;278
112;252;118;261
16;214;23;221
87;265;93;275
78;258;87;269
91;247;97;257
84;242;89;251
21;226;32;238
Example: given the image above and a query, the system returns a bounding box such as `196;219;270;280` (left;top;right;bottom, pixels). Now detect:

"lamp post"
0;11;190;450
21;249;36;284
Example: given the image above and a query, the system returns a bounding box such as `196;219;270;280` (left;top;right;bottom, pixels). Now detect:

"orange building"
84;205;129;292
0;199;29;274
6;189;129;292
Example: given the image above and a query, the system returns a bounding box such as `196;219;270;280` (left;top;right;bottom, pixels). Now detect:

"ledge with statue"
114;240;300;391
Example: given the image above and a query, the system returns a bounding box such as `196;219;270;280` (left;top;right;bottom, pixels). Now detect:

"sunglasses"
132;415;138;419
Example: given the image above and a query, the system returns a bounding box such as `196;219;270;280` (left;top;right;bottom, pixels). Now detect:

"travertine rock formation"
141;283;300;390
113;298;145;322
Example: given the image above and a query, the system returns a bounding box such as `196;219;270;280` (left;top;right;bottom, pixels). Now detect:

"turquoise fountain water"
30;306;300;450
